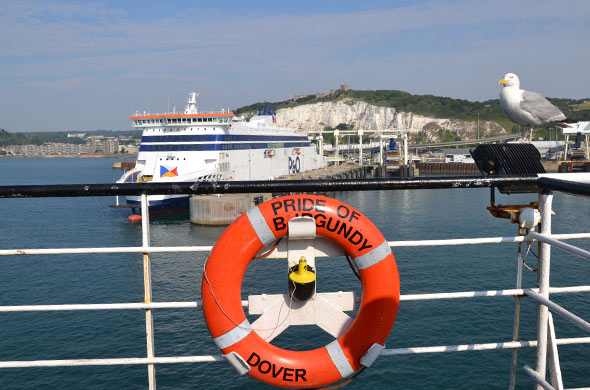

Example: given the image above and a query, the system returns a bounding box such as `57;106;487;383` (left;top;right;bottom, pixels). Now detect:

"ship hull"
118;94;326;218
125;195;191;216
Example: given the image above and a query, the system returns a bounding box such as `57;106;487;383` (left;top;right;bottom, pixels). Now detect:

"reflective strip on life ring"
202;195;400;388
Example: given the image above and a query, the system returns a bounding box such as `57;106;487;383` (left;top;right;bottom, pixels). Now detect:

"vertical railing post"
547;313;564;389
535;191;553;390
509;243;525;390
141;194;157;390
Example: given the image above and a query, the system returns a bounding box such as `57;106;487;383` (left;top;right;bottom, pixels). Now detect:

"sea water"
0;158;588;389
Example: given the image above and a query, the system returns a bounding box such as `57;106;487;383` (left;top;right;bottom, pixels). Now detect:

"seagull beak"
499;79;507;85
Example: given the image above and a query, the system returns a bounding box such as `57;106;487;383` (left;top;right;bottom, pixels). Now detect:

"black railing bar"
537;177;590;198
0;175;540;198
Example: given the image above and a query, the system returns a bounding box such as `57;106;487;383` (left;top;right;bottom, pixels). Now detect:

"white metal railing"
1;193;589;390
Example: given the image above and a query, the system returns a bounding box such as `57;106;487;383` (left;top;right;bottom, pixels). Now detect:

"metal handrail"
1;179;590;390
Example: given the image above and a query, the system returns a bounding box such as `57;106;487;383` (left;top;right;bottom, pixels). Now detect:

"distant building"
88;138;119;155
121;145;139;154
441;148;474;163
330;84;349;96
1;143;90;156
104;139;119;155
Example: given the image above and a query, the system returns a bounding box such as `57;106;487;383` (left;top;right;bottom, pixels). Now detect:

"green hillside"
235;89;590;140
0;129;140;146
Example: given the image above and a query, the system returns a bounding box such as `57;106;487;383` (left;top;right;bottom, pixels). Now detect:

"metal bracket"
287;217;317;271
223;351;250;375
248;292;355;342
248;216;356;341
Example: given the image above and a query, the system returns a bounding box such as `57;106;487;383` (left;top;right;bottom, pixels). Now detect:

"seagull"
499;73;570;142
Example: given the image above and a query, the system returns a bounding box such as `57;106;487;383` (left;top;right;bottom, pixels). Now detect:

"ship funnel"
185;92;199;114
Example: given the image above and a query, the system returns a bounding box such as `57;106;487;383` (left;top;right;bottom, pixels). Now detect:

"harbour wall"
189;163;369;225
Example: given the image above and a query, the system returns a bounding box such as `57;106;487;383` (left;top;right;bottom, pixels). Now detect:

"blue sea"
0;158;588;389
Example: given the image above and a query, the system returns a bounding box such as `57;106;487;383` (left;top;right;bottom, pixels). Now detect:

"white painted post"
547;313;564;390
141;195;157;390
358;129;364;167
535;192;553;390
403;133;409;165
334;129;340;165
509;243;525;390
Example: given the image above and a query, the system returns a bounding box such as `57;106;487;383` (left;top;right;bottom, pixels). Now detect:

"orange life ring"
202;195;400;388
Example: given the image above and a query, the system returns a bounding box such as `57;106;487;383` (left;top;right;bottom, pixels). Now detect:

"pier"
189;163;371;225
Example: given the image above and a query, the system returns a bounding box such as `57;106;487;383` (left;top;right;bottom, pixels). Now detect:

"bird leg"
528;126;534;143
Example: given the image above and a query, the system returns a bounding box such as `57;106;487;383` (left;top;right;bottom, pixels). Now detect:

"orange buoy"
127;214;142;223
202;194;400;388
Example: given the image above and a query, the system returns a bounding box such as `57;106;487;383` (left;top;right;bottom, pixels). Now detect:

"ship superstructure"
118;93;326;215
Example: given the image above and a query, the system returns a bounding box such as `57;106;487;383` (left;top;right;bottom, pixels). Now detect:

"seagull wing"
520;90;566;123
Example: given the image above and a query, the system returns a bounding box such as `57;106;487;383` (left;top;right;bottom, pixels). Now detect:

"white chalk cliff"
273;101;505;142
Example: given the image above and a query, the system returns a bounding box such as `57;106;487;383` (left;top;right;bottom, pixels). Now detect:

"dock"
278;162;370;180
113;161;136;170
190;163;371;225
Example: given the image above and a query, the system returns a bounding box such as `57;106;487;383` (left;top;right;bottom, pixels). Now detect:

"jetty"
189;163;370;225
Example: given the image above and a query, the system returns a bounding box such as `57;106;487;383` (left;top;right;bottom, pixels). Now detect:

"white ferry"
118;92;326;216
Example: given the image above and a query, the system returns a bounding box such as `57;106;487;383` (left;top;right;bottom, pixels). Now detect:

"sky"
1;0;590;132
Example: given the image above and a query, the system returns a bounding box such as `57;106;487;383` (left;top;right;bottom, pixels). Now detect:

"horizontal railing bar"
3;286;590;312
0;300;244;312
538;176;590;198
390;233;590;247
3;337;590;369
390;236;525;247
525;289;590;333
0;356;224;368
1;233;588;257
383;337;590;355
401;286;590;301
0;246;214;256
0;176;540;198
528;231;590;261
0;302;199;312
523;365;557;390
